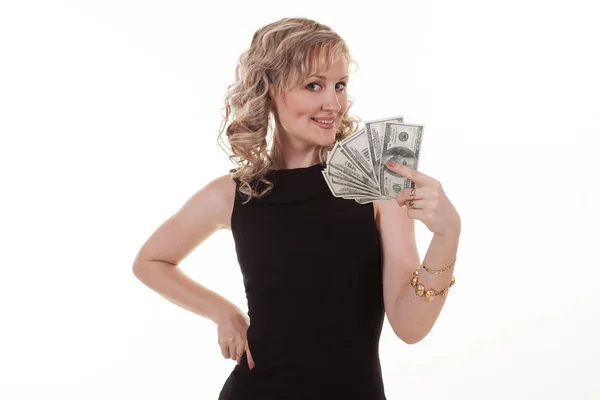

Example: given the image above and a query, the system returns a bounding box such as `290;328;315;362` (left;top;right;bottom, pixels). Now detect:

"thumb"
245;340;255;370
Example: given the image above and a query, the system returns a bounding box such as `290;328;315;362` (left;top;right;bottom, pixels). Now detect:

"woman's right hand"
216;305;255;370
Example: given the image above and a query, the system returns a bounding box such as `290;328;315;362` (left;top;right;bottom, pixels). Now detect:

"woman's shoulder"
211;170;239;197
192;172;238;230
209;172;238;193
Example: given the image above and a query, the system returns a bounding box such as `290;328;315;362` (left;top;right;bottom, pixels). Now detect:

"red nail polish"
386;161;396;168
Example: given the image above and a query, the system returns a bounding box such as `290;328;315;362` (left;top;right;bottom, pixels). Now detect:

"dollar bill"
321;171;379;198
326;142;379;188
378;122;424;197
326;164;380;195
321;115;424;204
364;115;404;182
339;127;378;183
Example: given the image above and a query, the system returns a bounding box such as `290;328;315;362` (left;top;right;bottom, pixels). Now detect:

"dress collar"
237;163;331;204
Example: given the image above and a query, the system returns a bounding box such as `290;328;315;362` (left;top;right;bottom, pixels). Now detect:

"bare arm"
392;232;458;344
375;199;459;344
132;174;239;324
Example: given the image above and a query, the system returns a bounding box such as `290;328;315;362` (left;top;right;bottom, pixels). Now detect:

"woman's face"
270;57;349;150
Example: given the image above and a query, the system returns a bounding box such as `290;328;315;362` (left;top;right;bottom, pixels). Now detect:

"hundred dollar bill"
321;171;379;198
364;115;404;182
326;142;379;188
378;122;424;197
339;127;378;183
326;164;380;195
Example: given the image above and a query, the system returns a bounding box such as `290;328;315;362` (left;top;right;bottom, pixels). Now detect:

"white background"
1;0;599;399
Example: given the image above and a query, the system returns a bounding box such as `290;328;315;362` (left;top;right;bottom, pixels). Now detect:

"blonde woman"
133;17;461;400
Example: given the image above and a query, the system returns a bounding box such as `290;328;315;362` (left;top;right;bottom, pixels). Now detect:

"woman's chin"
327;132;338;145
314;136;335;148
318;129;337;144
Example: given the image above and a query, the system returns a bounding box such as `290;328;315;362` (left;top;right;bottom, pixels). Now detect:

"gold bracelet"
421;259;456;275
410;268;455;301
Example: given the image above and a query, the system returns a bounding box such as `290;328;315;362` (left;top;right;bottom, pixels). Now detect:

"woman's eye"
305;82;347;91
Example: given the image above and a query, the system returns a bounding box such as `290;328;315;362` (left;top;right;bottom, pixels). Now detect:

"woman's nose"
322;91;341;113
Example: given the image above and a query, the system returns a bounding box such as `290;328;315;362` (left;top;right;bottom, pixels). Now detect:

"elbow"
132;259;153;280
399;335;424;345
132;252;146;278
392;326;427;345
132;259;176;281
132;263;147;281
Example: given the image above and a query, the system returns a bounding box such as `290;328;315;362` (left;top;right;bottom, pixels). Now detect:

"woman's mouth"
311;118;335;129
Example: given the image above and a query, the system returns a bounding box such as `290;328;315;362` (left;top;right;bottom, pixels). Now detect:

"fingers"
396;187;419;208
219;331;252;369
229;340;237;362
234;331;246;365
219;342;231;359
218;331;239;361
219;333;234;359
386;161;437;187
405;199;426;209
245;339;255;370
396;187;439;207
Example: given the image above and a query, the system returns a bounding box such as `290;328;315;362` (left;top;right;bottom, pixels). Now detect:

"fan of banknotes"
322;116;424;204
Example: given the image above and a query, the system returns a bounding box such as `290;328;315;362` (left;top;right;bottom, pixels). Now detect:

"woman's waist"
246;317;383;344
246;292;385;328
232;346;385;386
242;324;382;372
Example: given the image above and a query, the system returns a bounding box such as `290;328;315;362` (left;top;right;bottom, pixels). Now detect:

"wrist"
435;212;461;237
208;296;239;325
434;229;460;240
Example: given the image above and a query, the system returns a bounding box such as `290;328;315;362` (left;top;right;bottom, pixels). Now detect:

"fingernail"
386;161;396;168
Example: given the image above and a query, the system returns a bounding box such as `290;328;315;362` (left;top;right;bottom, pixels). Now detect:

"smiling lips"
312;116;336;123
311;116;336;130
311;117;335;129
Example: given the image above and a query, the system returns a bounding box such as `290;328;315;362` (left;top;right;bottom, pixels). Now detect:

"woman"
133;17;461;399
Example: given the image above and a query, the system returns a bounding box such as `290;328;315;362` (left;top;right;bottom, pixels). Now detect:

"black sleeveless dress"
218;162;387;400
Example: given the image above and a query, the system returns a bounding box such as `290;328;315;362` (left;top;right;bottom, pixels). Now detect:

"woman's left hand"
385;161;461;237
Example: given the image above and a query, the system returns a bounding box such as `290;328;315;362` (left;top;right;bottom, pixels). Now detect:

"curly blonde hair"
217;17;361;203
